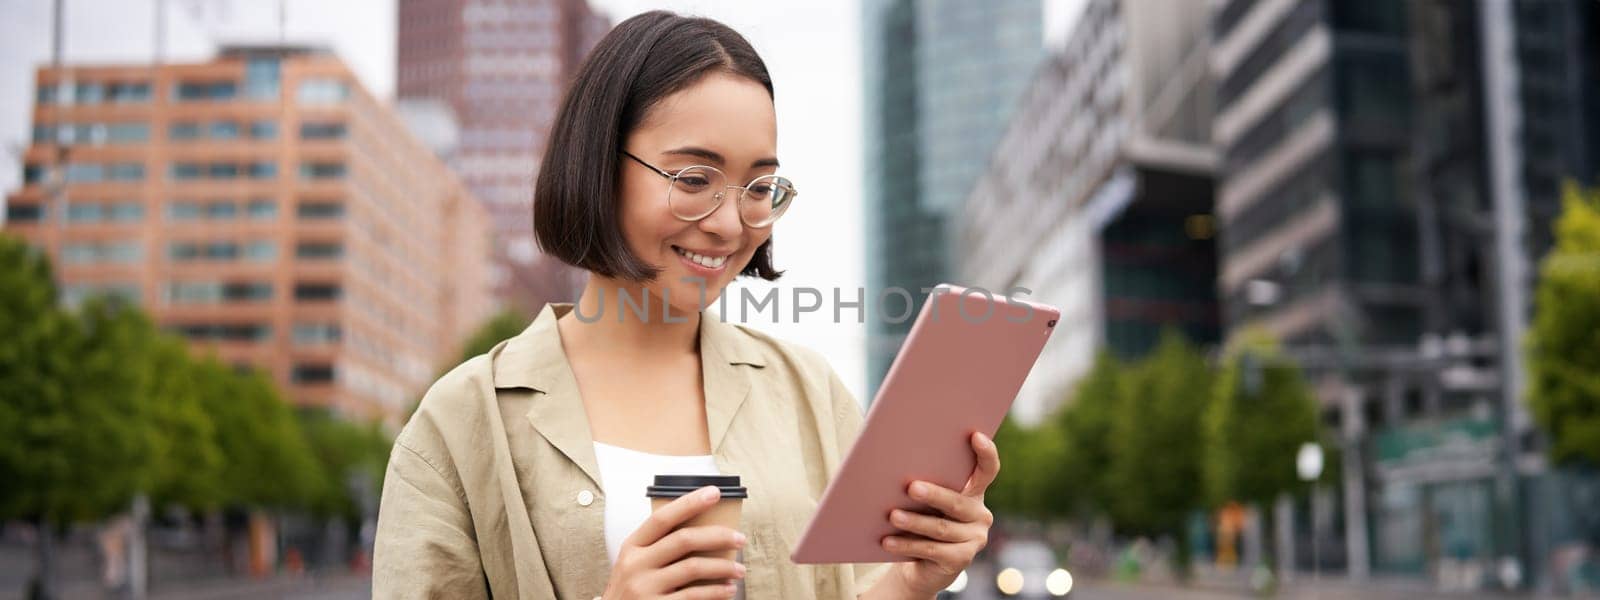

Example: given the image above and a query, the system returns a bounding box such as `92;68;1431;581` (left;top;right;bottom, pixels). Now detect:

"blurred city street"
2;0;1598;598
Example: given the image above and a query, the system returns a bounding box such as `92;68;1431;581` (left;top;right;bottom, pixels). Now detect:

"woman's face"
616;71;779;317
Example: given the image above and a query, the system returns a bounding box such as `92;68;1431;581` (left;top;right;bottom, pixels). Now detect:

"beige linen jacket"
373;302;890;599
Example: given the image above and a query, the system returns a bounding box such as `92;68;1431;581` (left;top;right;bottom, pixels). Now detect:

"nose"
698;187;745;238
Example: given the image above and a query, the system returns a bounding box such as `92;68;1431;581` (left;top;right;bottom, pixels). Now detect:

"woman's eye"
679;176;711;188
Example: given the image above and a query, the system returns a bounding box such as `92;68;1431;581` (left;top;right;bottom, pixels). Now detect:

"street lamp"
1297;442;1324;596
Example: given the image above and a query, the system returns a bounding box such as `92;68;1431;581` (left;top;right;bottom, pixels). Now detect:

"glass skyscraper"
861;0;1042;395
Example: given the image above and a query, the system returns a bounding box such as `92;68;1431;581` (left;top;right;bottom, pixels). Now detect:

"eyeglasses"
622;150;797;228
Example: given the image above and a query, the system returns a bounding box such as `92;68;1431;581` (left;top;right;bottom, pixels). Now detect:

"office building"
397;0;611;314
958;0;1218;424
862;0;1042;395
5;46;494;426
1212;0;1599;586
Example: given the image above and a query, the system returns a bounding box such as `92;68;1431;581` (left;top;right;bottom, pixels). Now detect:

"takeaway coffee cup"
647;474;747;591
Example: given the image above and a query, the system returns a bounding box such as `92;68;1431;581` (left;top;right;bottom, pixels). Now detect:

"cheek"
617;183;674;257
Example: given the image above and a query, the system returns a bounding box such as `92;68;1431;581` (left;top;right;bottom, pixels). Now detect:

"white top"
592;440;720;565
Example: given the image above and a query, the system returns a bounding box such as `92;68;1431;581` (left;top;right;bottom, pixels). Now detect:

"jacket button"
577;490;595;506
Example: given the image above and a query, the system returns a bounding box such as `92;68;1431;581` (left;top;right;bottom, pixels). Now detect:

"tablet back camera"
1047;319;1057;328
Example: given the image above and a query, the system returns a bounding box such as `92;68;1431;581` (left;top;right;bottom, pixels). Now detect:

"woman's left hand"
879;431;1000;598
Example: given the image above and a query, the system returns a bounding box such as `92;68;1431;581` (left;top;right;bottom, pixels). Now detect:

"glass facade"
862;0;1042;394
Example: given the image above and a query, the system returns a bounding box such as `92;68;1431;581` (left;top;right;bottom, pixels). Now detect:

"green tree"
458;310;533;364
143;335;225;511
1526;181;1600;466
987;415;1070;520
1105;331;1211;574
299;409;392;521
1204;342;1320;508
0;236;80;598
1055;351;1122;517
196;359;324;509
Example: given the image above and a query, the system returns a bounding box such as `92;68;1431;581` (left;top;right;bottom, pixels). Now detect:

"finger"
909;480;986;523
664;581;740;600
625;486;721;549
961;432;1002;496
880;534;957;569
638;525;745;568
654;556;745;592
890;509;970;543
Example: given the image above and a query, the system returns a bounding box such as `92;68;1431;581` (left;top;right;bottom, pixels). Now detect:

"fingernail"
701;486;720;501
910;482;926;498
735;563;747;576
725;582;739;595
733;531;747;546
890;510;906;524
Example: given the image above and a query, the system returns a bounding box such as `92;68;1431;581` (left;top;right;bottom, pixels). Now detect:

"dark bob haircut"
532;11;783;282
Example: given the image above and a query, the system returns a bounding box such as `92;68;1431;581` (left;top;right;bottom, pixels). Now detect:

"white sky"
0;0;1086;402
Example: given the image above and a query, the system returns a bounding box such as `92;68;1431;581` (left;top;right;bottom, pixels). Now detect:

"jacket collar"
490;303;766;488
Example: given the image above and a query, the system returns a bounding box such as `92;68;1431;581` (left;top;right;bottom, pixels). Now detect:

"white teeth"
675;247;727;268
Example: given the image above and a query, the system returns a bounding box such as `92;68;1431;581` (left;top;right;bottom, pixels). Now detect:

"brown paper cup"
647;475;747;590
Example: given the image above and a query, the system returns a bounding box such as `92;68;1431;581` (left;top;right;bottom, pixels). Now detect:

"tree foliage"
1526;181;1600;466
1107;331;1211;536
1203;337;1320;507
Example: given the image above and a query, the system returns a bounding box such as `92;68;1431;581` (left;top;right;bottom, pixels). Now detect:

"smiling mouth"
672;245;730;269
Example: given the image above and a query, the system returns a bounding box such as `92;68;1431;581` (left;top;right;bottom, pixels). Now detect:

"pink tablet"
790;284;1059;564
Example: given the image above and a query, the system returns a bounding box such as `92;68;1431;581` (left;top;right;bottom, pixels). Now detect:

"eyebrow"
662;146;780;169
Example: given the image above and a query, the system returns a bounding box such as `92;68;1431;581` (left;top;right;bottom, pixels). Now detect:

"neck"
559;276;701;356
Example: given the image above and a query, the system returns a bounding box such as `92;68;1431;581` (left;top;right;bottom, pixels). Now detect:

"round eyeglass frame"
622;150;797;228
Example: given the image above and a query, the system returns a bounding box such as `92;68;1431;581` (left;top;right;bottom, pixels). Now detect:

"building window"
206;201;237;219
296;78;349;104
296;241;343;260
106;123;150;143
294;282;342;301
168;242;199;261
298;162;346;180
65;163;104;182
300;122;347;140
63;240;142;264
107;163;144;181
244;240;276;261
207;163;240;179
173;323;272;342
297;201;345;219
292;323;341;345
245;57;281;100
250;120;277;139
167;201;201;220
248;161;278;179
166;281;272;303
170;162;203;180
292;363;336;383
74;82;104;104
36;84;59;104
107;202;144;222
23;164;45;184
106;82;152;103
247;199;277;219
175;81;237;101
170;122;202;140
6;203;44;222
208;121;240;139
67;203;104;222
205;241;240;260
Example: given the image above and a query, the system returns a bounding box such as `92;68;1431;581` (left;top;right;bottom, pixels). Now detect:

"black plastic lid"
646;474;747;499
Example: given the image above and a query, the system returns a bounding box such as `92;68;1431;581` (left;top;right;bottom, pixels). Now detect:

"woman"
373;11;1000;599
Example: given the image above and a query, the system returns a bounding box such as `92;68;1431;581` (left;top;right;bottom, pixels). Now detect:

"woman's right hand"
601;485;747;599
